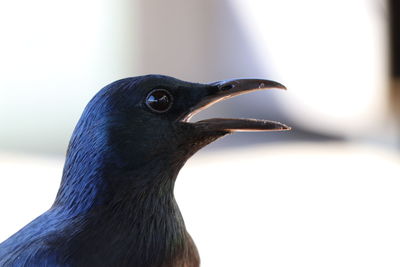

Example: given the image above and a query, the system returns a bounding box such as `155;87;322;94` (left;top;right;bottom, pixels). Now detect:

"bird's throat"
52;110;202;266
54;140;199;266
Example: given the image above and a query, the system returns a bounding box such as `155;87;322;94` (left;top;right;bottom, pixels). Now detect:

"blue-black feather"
0;75;220;266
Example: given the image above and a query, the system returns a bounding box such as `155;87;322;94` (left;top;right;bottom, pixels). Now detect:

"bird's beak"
181;79;291;132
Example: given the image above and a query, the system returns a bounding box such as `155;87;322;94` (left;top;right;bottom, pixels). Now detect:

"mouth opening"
180;78;291;132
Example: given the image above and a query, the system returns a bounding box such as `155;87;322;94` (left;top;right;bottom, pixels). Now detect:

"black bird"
0;75;289;267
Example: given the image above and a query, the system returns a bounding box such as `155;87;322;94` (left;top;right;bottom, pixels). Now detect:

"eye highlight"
145;89;173;113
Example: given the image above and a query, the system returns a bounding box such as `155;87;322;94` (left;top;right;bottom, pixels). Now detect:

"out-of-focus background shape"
1;0;399;266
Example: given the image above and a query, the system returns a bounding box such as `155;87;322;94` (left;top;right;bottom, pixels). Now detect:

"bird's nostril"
220;84;234;91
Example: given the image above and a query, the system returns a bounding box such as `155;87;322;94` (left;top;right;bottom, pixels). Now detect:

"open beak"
182;78;291;132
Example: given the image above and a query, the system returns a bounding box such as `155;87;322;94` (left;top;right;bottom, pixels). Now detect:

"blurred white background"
1;0;399;266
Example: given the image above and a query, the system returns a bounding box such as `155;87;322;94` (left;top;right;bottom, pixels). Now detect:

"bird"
0;74;289;267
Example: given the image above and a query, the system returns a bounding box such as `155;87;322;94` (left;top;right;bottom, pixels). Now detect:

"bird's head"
57;74;290;211
70;74;289;175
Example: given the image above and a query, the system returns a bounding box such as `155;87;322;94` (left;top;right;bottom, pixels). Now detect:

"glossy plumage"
0;75;288;266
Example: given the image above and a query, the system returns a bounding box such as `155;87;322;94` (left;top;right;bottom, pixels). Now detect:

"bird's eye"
145;89;173;113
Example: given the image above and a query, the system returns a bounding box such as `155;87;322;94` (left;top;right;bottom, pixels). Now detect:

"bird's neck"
52;114;201;265
53;139;187;215
53;111;192;216
53;145;198;266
